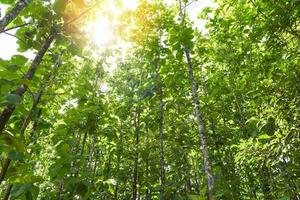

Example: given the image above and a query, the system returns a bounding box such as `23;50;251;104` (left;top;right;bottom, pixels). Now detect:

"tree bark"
155;44;166;199
177;1;213;198
22;50;64;137
145;128;151;200
184;47;214;200
0;31;56;135
93;149;99;176
114;122;124;200
2;184;13;200
88;133;96;168
0;159;11;185
158;86;165;199
132;108;140;200
0;0;32;32
0;50;62;191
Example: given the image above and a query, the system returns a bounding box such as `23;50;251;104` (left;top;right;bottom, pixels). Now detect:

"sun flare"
86;17;114;47
85;0;139;48
122;0;138;10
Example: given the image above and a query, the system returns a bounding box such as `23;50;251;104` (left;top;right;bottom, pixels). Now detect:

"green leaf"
8;150;24;161
0;0;14;4
54;0;67;14
257;134;271;140
10;184;37;198
5;93;22;104
6;64;20;72
11;184;30;198
11;55;28;66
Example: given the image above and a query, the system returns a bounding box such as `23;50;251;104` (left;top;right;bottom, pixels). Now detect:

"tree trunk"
0;31;56;135
182;145;191;194
73;128;89;178
2;184;13;200
1;107;42;198
0;159;11;185
279;159;300;200
184;47;214;199
0;50;62;190
158;81;165;199
80;132;88;157
145;128;151;200
177;0;213;198
88;133;96;168
93;149;99;176
132;108;140;200
21;50;64;137
114;122;124;200
0;0;32;32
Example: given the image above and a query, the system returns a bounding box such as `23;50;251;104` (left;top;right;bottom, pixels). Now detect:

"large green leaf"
4;93;22;104
11;55;28;66
8;150;24;161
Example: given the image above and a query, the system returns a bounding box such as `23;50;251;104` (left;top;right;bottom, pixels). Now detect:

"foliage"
0;0;299;199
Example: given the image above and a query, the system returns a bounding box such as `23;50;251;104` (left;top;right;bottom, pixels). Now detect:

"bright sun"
86;17;114;47
122;0;138;10
85;0;138;48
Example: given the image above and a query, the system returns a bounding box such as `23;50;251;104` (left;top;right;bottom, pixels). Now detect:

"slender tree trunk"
80;132;88;157
0;50;62;190
0;159;11;185
0;0;32;32
0;105;41;186
93;149;99;176
22;50;64;137
245;166;258;199
279;159;299;200
184;47;214;199
132;108;140;200
114;122;124;200
88;134;96;168
73;127;89;177
57;179;65;200
177;106;192;195
2;184;13;200
145;128;151;200
194;170;200;195
154;34;166;199
76;131;88;176
183;145;191;194
3;108;42;198
0;31;56;134
158;82;165;199
29;108;42;143
2;107;42;199
177;1;213;198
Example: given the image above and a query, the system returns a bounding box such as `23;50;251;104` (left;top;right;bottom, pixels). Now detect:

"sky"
0;0;216;60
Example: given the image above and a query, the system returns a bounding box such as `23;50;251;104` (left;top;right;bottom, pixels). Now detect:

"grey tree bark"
177;1;214;198
0;0;32;32
132;108;140;200
184;47;214;199
0;31;56;135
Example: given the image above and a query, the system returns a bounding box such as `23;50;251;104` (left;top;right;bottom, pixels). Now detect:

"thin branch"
0;23;31;34
3;31;27;44
249;0;268;19
63;4;97;28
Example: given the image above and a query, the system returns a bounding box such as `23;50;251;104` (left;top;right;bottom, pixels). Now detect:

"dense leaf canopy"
0;0;299;199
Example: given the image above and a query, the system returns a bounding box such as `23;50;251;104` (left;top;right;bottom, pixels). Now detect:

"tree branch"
3;31;27;44
0;22;31;34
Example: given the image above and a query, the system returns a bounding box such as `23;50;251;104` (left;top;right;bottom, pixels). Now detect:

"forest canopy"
0;0;299;199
